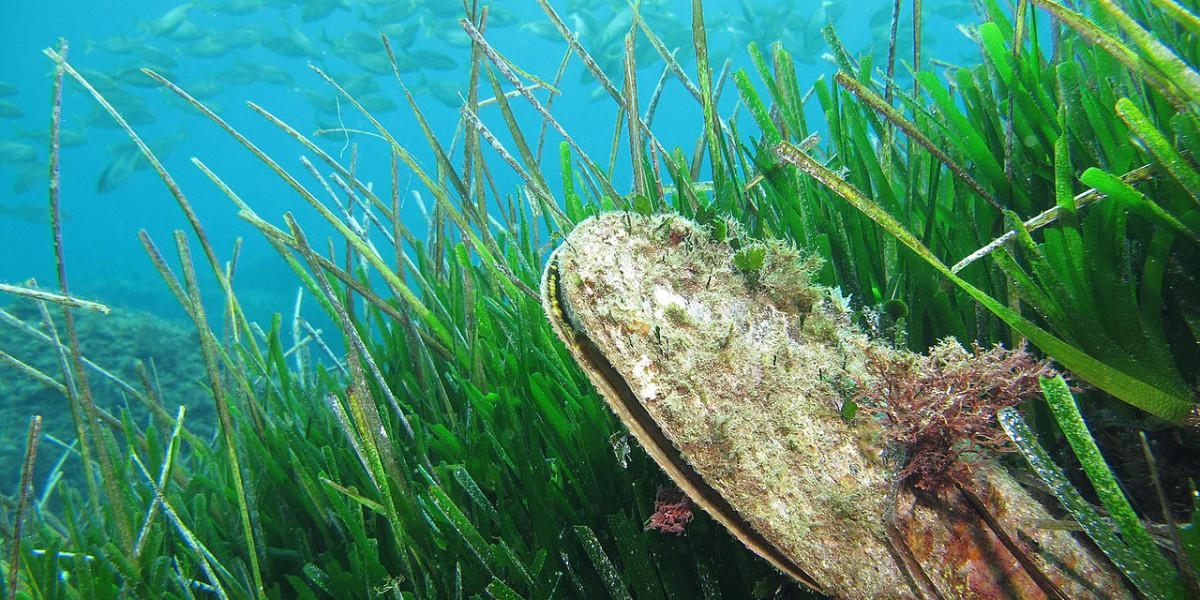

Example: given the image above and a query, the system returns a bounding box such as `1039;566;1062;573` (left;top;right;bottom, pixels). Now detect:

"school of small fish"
0;0;975;219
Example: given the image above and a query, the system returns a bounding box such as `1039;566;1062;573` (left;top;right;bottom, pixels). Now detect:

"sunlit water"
0;0;981;485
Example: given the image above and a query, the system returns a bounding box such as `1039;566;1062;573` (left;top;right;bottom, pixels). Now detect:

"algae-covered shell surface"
541;212;1131;600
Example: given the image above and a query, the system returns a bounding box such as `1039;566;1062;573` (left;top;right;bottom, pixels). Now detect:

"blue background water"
0;0;989;496
0;0;986;462
0;1;982;328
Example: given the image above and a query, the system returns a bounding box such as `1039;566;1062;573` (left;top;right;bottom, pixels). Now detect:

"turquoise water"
0;1;980;487
0;1;979;323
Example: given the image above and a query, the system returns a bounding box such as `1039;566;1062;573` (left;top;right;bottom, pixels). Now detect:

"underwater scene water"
1;0;1198;598
0;0;980;313
0;0;977;488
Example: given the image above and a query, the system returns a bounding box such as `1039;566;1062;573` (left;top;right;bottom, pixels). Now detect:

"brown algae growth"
541;212;1130;600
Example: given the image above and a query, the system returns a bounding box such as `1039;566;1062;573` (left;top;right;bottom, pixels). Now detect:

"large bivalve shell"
541;212;1131;600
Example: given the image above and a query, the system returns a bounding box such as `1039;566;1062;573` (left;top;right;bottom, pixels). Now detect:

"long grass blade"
834;72;1001;211
774;140;1196;425
0;284;110;314
6;416;42;600
44;40;136;557
1115;98;1200;207
173;231;266;598
1028;0;1187;109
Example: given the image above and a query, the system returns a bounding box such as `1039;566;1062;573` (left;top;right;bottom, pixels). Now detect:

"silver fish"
301;0;346;22
96;149;144;193
0;141;36;164
150;3;194;37
184;36;237;58
205;0;262;16
12;163;47;194
0;100;24;119
0;202;70;224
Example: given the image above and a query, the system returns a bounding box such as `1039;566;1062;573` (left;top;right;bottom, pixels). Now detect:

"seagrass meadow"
2;0;1200;598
